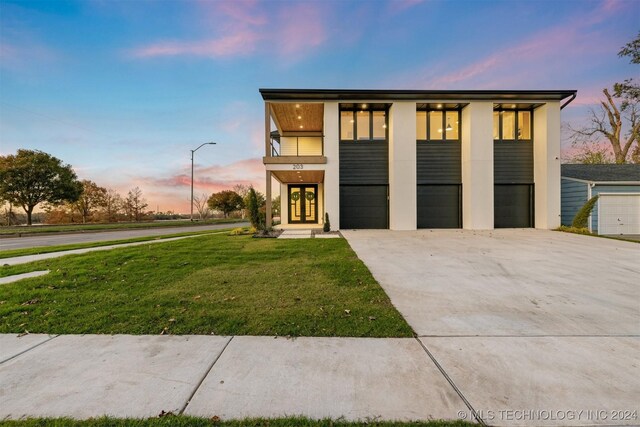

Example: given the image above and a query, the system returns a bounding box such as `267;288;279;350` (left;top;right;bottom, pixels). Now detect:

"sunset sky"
1;0;638;213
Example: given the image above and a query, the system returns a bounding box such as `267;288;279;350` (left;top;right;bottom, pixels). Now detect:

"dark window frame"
493;108;534;142
339;107;389;142
416;107;462;142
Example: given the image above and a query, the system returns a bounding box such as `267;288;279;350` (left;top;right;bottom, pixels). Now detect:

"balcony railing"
270;136;324;157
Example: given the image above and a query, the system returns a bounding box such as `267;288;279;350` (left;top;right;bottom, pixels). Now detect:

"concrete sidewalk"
0;334;467;422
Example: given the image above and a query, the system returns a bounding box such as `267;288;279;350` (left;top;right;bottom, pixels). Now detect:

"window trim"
339;107;389;142
493;108;534;142
417;107;461;142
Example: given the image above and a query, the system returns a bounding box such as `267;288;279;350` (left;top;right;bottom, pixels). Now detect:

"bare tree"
103;189;123;222
193;193;211;220
124;187;148;222
569;33;639;164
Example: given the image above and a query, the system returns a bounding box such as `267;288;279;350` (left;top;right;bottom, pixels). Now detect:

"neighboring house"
561;164;640;235
260;89;576;230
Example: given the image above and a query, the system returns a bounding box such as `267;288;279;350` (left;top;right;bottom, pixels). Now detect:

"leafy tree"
0;149;82;225
207;190;243;218
124;186;148;221
74;180;107;223
272;195;281;216
568;143;613;164
569;33;639;164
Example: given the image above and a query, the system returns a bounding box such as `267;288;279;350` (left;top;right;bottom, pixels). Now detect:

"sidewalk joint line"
179;335;234;415
0;334;60;365
414;337;486;427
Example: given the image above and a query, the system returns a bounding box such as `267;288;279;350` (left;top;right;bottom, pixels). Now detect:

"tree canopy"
0;149;82;224
207;190;243;218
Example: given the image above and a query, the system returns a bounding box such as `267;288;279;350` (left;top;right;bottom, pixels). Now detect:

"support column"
461;101;494;229
265;171;272;228
533;102;561;229
264;102;271;157
389;101;417;230
323;102;340;230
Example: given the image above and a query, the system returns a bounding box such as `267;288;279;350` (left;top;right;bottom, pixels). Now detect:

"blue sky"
1;0;638;212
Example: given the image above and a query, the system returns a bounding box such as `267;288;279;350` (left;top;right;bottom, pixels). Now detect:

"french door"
288;185;318;224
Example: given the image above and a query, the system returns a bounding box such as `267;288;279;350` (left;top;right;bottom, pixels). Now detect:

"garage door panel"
598;194;640;235
340;186;388;229
494;184;533;228
417;185;461;228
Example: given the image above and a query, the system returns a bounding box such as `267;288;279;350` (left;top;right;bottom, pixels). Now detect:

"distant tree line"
0;149;280;227
0;149;153;226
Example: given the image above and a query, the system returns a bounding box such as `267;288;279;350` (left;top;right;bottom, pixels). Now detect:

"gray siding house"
561;164;640;235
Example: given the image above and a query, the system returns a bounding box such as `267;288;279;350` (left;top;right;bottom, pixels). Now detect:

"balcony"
263;102;327;165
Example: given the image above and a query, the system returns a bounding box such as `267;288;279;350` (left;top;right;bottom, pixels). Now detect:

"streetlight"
191;142;216;221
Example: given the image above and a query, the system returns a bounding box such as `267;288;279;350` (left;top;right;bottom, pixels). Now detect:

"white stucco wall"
461;101;494;229
323;102;340;230
533;102;561;229
389;102;417;230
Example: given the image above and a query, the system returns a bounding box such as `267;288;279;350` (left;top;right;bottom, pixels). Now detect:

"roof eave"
259;88;578;102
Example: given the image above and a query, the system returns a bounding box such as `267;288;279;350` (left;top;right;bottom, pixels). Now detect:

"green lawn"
0;417;472;427
0;218;245;235
0;234;413;337
0;229;235;259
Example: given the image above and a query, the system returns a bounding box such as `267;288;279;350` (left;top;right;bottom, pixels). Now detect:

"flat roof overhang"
260;89;577;102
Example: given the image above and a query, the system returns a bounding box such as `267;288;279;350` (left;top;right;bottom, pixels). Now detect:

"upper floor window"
493;109;532;141
340;107;388;141
417;108;460;141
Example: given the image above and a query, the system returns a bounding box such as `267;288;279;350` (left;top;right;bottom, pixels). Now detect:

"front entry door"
289;185;318;224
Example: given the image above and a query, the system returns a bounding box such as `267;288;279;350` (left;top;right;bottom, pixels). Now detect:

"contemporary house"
261;89;576;231
561;164;640;235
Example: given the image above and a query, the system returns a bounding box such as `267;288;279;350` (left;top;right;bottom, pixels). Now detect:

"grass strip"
0;219;245;236
0;234;414;337
0;229;236;259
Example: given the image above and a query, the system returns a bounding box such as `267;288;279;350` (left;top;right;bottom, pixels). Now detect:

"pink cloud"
274;3;327;57
387;0;426;14
131;30;261;58
130;1;329;61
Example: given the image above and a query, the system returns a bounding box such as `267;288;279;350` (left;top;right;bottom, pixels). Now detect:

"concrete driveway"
343;229;640;426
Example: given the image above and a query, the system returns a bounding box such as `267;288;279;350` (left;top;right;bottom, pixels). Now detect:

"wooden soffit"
271;170;325;184
271;103;323;133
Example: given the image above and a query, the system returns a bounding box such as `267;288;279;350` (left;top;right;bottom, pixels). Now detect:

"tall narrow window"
445;111;459;140
518;111;531;140
502;111;515;140
341;111;354;140
493;112;500;139
372;111;386;140
416;111;427;140
357;111;370;140
429;111;443;139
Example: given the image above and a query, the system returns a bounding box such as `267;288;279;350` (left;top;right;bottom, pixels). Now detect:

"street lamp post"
191;142;216;221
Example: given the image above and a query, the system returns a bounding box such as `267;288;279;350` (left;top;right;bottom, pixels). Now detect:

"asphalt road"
0;222;248;251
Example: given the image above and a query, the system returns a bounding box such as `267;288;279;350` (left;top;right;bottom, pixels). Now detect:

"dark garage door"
340;185;388;229
417;185;461;228
494;184;533;228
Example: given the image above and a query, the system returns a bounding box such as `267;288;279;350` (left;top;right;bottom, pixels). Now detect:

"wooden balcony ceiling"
272;170;324;184
271;103;323;132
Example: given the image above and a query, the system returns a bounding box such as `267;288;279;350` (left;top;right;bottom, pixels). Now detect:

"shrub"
323;213;331;232
229;227;245;236
246;187;263;230
572;196;598;229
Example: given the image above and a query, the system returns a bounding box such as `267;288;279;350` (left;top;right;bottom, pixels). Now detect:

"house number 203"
293;164;303;170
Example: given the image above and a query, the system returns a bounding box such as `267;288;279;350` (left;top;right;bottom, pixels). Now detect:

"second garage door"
340;185;388;229
598;194;640;235
417;185;461;228
494;184;533;228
